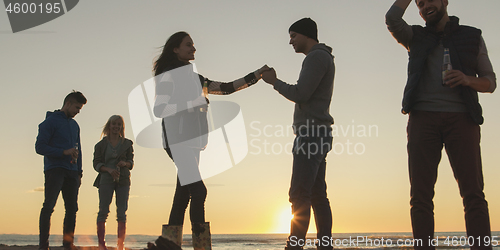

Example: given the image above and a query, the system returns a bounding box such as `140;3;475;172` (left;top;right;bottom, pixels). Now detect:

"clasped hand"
259;64;278;85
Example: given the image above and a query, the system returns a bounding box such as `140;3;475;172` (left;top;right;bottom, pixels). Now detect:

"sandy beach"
0;245;140;250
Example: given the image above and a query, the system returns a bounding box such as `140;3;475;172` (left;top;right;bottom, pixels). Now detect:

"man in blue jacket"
35;91;87;250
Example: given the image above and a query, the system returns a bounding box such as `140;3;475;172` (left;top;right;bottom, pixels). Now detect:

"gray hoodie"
273;43;335;133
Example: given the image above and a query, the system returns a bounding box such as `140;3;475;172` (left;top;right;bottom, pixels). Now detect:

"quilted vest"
402;16;484;124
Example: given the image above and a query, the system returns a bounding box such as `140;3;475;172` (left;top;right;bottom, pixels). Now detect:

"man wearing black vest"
386;0;496;249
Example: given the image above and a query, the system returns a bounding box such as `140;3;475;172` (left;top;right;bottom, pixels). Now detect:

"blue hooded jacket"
35;110;83;173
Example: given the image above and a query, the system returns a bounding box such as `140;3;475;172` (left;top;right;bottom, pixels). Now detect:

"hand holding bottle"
114;166;120;182
101;166;120;182
64;143;79;164
443;70;473;88
442;48;452;86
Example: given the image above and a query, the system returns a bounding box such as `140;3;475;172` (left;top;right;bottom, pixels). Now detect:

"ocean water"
1;232;499;249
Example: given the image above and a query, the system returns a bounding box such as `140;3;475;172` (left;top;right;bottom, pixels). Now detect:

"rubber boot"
97;221;107;250
161;224;183;247
191;222;211;250
117;221;126;250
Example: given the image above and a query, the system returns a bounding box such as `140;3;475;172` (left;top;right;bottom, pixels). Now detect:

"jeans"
39;168;81;249
407;111;491;250
286;128;333;250
165;148;207;225
97;181;130;222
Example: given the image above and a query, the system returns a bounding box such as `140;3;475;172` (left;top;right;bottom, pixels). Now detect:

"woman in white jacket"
152;31;268;250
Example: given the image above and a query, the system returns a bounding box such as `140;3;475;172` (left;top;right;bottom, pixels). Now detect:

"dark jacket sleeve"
76;128;82;173
124;141;134;170
35;119;64;158
205;70;260;95
93;140;105;172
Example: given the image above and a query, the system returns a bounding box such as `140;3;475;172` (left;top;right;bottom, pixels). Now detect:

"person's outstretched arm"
386;0;413;50
206;65;269;95
265;54;330;104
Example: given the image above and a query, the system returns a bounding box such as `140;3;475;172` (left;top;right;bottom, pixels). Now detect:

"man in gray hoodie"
262;17;335;250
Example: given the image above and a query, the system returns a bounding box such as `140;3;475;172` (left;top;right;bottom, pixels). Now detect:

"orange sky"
0;0;499;236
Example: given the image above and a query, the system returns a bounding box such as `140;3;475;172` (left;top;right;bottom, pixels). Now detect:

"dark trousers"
165;147;207;225
286;129;333;250
39;168;81;249
407;111;491;250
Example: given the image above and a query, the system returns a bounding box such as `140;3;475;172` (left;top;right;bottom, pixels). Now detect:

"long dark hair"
153;31;191;76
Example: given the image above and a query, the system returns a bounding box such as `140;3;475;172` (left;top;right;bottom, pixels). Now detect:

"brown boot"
117;221;126;250
145;225;183;250
97;221;107;250
191;222;211;250
161;224;183;247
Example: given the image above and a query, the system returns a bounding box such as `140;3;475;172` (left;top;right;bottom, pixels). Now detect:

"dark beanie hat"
289;17;318;42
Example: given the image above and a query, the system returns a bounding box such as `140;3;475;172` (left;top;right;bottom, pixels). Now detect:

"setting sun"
273;206;319;234
1;1;500;250
274;207;293;233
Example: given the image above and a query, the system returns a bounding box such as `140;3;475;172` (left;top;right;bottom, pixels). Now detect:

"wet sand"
0;245;140;250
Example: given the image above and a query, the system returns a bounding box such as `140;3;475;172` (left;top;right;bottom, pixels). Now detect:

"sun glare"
275;207;293;233
273;206;319;234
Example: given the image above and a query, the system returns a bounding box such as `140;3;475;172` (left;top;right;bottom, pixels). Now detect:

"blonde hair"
101;115;125;138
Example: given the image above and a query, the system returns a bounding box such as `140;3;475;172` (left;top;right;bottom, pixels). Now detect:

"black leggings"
165;147;207;225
